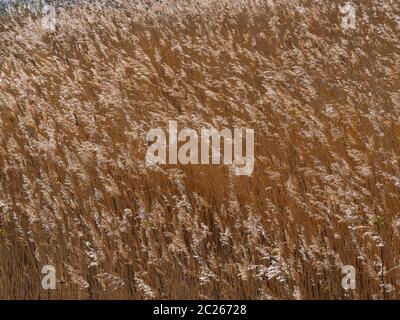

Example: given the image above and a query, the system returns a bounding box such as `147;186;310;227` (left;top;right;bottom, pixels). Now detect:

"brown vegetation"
0;0;399;299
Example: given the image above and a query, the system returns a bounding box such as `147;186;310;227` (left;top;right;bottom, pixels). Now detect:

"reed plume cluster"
0;0;399;299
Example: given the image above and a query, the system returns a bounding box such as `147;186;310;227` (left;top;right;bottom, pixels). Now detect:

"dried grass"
0;0;400;299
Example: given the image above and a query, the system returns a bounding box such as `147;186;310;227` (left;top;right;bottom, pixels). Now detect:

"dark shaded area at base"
0;300;397;319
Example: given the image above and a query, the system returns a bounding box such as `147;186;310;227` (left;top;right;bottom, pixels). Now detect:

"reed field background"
0;0;400;299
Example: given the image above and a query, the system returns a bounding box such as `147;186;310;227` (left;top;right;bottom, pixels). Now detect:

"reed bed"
0;0;399;299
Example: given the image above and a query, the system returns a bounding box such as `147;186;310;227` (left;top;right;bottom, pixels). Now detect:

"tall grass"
0;0;399;299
